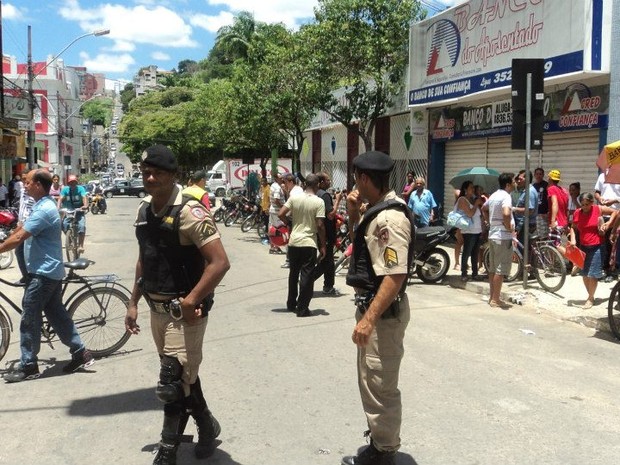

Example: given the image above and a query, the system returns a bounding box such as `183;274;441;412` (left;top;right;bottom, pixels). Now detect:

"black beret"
141;144;178;172
353;151;395;173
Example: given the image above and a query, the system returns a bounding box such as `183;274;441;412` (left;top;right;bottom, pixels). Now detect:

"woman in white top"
455;181;484;281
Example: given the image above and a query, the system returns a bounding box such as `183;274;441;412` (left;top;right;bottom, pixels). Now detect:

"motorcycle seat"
415;226;446;241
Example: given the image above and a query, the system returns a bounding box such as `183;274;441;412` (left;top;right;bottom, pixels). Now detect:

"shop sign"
429;83;608;141
409;0;604;106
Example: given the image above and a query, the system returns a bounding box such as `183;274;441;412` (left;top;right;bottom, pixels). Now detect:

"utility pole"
27;25;35;169
1;0;5;118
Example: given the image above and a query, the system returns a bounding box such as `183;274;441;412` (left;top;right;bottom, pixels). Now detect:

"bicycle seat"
64;258;93;270
528;234;540;242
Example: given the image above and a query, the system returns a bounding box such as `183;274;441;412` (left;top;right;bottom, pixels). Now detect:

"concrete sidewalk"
441;246;619;337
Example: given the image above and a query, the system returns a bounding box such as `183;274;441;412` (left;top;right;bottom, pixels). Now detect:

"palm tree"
215;11;260;62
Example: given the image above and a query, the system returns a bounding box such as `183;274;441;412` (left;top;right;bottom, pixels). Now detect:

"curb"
445;275;614;336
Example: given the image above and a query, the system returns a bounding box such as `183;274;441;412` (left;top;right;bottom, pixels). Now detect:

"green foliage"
117;1;426;167
81;98;114;126
308;0;426;150
120;83;135;113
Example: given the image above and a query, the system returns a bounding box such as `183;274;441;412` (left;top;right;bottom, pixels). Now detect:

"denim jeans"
62;211;86;234
20;274;84;367
461;233;481;277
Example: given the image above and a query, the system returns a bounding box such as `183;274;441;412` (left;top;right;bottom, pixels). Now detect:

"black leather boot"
341;442;396;465
186;377;221;459
153;403;183;465
194;409;222;459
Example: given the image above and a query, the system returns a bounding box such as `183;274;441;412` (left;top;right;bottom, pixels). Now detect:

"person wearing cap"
547;169;569;250
182;170;211;210
57;174;89;254
407;176;437;228
343;151;414;465
124;144;230;465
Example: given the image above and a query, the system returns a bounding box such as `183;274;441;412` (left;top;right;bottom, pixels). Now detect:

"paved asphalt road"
1;196;620;465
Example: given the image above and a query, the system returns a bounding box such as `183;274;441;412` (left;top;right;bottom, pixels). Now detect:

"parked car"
103;179;146;198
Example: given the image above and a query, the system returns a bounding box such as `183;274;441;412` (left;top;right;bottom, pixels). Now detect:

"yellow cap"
548;169;561;181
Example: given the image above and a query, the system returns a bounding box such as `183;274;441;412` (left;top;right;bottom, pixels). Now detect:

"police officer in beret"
343;151;414;465
124;144;230;465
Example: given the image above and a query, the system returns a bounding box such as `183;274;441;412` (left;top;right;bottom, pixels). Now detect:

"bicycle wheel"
0;307;11;363
0;250;14;269
65;229;78;262
483;244;522;282
68;287;130;358
532;245;566;293
607;281;620;340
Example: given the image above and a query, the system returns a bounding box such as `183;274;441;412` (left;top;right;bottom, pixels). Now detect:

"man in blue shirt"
0;169;93;383
407;177;437;228
57;174;89;253
513;169;538;245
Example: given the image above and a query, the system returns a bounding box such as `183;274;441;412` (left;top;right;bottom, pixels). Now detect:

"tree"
120;83;136;113
118;85;219;167
307;0;426;151
214;11;261;63
81;98;113;126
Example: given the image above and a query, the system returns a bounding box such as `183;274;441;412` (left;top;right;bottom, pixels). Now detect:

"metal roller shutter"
538;130;600;192
488;130;599;191
444;139;487;215
444;129;600;217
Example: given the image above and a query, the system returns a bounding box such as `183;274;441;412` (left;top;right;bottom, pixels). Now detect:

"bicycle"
61;208;87;262
607;281;620;340
483;234;566;293
0;257;131;363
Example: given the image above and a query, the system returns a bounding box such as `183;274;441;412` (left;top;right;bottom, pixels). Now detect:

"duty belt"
354;292;404;320
149;299;183;321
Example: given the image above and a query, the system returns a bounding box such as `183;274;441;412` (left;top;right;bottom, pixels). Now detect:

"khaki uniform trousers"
151;312;208;396
355;294;410;453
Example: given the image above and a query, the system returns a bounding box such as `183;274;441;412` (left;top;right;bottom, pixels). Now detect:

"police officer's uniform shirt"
363;191;411;277
141;184;220;249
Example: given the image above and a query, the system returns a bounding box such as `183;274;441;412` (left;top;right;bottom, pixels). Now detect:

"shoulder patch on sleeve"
190;206;207;220
383;246;399;268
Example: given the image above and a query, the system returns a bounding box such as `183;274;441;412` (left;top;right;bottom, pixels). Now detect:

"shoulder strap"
359;199;413;231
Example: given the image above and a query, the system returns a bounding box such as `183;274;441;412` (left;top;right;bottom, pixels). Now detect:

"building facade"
301;0;615;219
2;55;95;182
408;0;613;211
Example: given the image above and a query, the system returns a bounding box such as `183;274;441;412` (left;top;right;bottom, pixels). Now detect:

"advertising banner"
429;83;608;141
409;0;601;106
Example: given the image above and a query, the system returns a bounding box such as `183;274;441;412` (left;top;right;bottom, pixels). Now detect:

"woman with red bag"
569;192;619;309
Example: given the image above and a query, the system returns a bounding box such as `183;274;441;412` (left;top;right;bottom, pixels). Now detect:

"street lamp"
26;27;110;168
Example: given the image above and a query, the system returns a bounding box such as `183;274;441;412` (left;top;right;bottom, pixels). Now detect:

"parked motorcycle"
213;197;234;223
224;195;254;227
240;202;261;233
0;207;18;269
409;225;455;284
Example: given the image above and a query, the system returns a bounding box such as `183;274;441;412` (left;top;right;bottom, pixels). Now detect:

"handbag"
447;209;473;230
